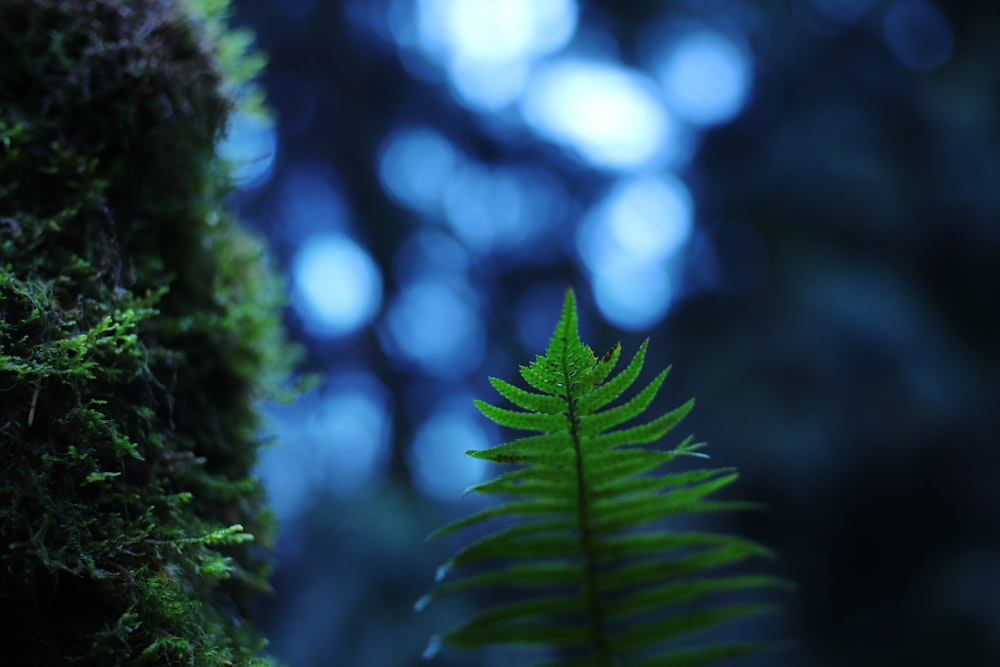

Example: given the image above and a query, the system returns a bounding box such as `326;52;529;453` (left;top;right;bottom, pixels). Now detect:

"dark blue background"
220;1;1000;665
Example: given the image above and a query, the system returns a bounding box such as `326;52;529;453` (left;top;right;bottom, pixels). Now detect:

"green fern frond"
420;289;789;666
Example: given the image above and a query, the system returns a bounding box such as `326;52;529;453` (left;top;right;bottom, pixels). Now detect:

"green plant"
0;0;291;664
420;289;789;666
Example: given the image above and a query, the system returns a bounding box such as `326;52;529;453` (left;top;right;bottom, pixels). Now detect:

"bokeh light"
577;174;693;329
576;175;692;287
257;373;393;519
592;264;674;332
380;279;485;377
884;0;954;71
520;58;684;171
655;27;754;127
219;110;278;190
415;0;576;65
378;126;461;214
441;164;558;257
392;230;471;283
412;0;579;109
408;407;490;500
290;235;383;338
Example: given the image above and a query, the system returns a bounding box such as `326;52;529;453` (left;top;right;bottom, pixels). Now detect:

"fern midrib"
561;343;612;667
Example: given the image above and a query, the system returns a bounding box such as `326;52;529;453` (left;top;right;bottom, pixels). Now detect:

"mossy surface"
0;1;290;664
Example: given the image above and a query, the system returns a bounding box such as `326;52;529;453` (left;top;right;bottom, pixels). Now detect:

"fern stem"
562;345;613;667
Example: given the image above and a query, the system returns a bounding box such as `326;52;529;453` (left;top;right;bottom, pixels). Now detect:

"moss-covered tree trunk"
0;1;290;664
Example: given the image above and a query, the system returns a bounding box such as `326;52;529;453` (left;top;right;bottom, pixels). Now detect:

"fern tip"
422;523;446;542
435;561;453;582
414;593;433;613
421;635;442;661
460;483;482;498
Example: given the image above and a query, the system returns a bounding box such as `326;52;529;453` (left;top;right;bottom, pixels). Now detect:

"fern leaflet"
420;289;789;666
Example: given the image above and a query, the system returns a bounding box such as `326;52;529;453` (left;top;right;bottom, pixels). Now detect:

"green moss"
0;1;292;664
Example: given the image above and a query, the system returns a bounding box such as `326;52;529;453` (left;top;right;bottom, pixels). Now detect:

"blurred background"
219;0;1000;665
